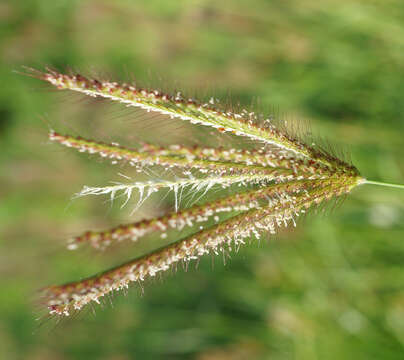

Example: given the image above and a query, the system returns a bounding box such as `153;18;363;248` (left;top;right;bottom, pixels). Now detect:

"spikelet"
33;68;367;316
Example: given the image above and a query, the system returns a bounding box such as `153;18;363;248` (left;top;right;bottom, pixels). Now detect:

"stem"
364;180;404;190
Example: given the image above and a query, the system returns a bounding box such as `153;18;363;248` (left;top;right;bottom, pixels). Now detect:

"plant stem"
364;180;404;190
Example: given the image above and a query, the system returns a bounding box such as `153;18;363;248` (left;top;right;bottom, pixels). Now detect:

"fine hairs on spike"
29;67;404;317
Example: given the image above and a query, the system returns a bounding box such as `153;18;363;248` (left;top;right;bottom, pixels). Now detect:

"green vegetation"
1;1;404;359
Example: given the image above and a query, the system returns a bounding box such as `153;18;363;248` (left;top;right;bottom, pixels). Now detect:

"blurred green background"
1;0;404;359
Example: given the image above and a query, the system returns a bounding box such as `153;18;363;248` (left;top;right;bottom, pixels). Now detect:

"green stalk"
364;180;404;190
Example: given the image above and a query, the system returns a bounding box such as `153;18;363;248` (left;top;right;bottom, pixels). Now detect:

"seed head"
32;68;365;316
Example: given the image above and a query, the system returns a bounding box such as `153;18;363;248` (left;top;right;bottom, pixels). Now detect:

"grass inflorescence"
29;68;402;317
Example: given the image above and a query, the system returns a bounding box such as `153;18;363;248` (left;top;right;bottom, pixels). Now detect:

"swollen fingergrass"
31;68;402;316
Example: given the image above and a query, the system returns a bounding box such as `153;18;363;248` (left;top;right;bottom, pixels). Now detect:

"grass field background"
1;1;404;359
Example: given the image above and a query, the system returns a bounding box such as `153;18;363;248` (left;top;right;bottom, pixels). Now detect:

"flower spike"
29;68;390;317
